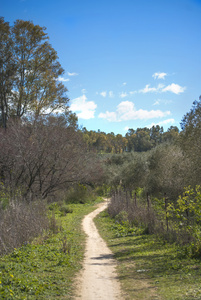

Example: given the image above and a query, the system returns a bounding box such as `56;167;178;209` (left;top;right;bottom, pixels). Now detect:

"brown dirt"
74;201;122;299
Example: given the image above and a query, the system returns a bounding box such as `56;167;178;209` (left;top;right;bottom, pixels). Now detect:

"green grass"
95;210;201;300
0;199;102;299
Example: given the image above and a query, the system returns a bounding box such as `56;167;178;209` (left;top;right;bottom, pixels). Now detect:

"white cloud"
139;83;185;95
98;101;171;122
139;84;164;93
81;88;87;94
96;90;114;98
130;91;137;95
100;91;107;97
119;92;128;98
152;72;167;80
57;77;70;82
109;91;114;98
117;101;133;114
67;72;78;76
162;83;186;94
153;99;173;106
153;100;160;106
122;82;127;86
148;118;175;128
70;95;97;119
77;110;95;119
98;111;118;122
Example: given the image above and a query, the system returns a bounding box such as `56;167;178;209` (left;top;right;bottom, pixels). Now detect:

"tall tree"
125;128;136;152
180;96;201;135
0;19;70;127
0;18;15;128
180;96;201;186
150;125;163;147
162;126;179;143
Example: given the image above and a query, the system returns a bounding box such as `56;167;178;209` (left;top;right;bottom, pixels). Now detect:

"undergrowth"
0;198;102;299
95;209;201;300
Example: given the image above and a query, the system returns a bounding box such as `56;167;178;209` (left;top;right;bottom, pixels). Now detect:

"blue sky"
2;0;201;134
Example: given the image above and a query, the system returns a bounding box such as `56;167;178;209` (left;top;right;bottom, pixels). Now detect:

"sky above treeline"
1;0;201;134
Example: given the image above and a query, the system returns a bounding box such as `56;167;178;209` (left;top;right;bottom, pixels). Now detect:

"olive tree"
180;96;201;187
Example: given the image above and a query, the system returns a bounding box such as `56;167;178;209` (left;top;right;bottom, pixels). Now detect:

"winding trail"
75;200;122;300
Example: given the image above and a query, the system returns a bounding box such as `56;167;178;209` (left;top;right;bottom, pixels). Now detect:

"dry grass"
0;199;49;255
108;193;157;234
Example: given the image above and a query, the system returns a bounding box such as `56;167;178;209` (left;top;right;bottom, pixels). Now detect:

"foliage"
95;209;201;300
59;204;73;216
145;143;188;200
0;18;71;128
107;185;201;258
0;18;15;128
102;96;201;258
0;201;101;299
181;96;201;132
121;152;148;190
174;185;201;225
179;96;201;187
81;124;179;154
64;183;97;204
94;184;111;197
102;143;188;201
167;185;201;257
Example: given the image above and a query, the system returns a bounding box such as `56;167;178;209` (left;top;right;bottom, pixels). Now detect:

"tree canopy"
0;18;70;128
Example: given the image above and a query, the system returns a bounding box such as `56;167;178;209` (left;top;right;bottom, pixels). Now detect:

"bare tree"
0;116;103;200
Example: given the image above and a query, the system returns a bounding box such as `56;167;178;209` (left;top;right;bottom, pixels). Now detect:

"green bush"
59;204;73;216
64;184;96;204
95;184;111;197
167;185;201;257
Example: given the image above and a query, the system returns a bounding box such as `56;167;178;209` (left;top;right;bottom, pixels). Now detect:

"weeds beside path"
0;200;102;299
95;210;201;300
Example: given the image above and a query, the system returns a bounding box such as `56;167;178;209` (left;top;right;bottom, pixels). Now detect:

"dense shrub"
0;199;48;255
64;184;96;204
108;186;201;257
108;191;157;234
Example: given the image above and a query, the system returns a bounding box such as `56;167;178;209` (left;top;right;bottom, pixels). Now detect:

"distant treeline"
81;125;179;153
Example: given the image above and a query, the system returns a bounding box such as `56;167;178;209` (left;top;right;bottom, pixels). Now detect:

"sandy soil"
74;200;122;300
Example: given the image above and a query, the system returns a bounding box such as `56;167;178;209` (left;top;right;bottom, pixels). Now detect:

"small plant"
48;202;60;211
115;211;129;224
49;213;60;234
61;237;71;254
59;204;73;216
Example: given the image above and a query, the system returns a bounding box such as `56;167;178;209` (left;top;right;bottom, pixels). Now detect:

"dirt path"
75;200;122;300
